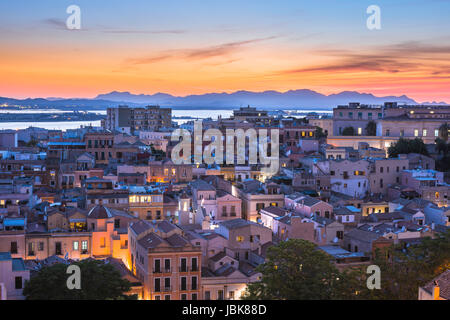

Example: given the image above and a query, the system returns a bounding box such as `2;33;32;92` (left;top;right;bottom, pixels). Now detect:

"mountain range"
0;90;448;110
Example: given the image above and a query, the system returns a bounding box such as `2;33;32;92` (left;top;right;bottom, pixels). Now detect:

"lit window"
414;129;419;137
358;128;362;135
236;236;244;242
423;129;427;137
435;130;439;137
73;241;79;251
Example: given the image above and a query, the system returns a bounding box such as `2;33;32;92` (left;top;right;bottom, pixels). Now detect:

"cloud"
125;36;278;66
42;18;67;30
102;29;187;35
277;41;450;76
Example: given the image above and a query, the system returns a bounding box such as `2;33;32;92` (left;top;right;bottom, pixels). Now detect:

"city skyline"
1;0;450;102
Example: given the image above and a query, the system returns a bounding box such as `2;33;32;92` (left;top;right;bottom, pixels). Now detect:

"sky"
1;0;450;102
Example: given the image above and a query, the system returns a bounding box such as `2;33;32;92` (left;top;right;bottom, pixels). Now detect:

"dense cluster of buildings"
0;103;449;300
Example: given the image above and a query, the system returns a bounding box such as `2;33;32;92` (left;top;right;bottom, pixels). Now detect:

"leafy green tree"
365;121;377;136
242;239;360;300
23;259;137;300
342;126;356;136
388;138;429;158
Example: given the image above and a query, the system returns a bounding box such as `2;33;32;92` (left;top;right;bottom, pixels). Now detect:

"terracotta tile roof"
422;270;450;300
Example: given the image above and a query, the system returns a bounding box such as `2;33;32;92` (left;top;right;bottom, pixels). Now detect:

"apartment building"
232;180;284;222
0;252;29;300
105;105;172;135
84;131;114;165
368;157;409;195
128;220;202;300
329;159;370;198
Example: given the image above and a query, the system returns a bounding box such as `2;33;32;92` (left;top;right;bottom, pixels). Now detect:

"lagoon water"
0;108;331;130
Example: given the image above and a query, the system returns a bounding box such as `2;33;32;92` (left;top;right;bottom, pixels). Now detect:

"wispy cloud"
42;18;67;30
125;36;278;66
101;29;187;35
277;41;450;76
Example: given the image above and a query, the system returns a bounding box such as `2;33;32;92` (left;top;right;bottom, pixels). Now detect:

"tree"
387;138;429;158
342;126;355;136
241;239;359;300
315;127;328;139
23;259;137;300
365;121;377;136
368;230;450;300
438;123;449;142
435;138;449;157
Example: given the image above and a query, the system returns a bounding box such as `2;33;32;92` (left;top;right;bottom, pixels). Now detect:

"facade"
128;220;202;300
0;252;29;300
105;105;172;134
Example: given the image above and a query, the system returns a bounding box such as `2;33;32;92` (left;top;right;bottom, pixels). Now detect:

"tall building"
128;220;202;300
105;105;172;135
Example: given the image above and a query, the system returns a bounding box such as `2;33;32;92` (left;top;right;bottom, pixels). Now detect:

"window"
400;129;404;137
192;293;198;300
154;278;161;292
191;257;198;271
181;277;187;291
386;129;390;136
180;258;187;272
218;290;224;300
164;259;171;272
164;295;171;300
81;240;88;254
236;236;244;242
55;242;62;255
229;291;235;300
336;231;344;239
15;277;22;289
414;129;419;137
423;129;427;137
205;291;211;300
181;294;187;300
164;278;171;291
73;241;79;251
435;129;439;137
114;219;120;229
10;241;18;254
39;242;44;251
358;127;362;135
154;259;161;273
191;276;198;290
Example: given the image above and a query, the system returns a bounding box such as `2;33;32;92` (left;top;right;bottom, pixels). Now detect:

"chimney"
433;281;440;300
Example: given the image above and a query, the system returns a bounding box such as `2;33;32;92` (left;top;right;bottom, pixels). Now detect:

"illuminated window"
435;130;439;137
164;169;169;176
423;129;427;137
309;132;313;137
171;168;176;175
301;131;306;137
414;129;419;137
435;192;440;199
236;236;244;242
358;128;362;135
73;241;79;251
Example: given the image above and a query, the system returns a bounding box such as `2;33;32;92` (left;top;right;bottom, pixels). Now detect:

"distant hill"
1;89;446;110
94;89;420;109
